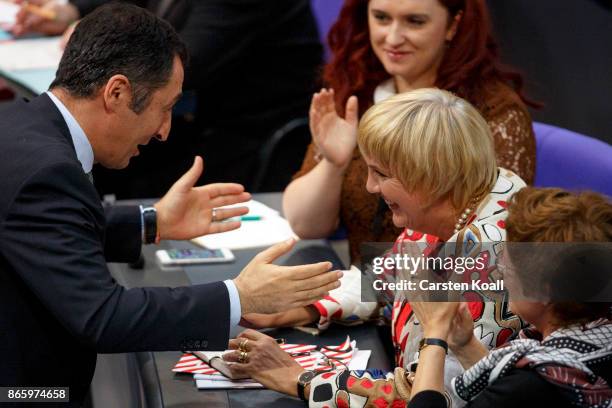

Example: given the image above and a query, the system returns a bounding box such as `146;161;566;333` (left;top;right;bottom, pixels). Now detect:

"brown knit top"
292;81;536;263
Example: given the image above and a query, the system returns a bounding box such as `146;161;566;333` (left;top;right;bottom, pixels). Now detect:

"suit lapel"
28;93;75;151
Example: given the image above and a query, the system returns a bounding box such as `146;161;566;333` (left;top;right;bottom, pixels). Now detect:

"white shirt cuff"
223;280;242;337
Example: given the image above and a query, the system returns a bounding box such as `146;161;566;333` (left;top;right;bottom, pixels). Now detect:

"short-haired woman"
227;89;531;408
409;187;612;407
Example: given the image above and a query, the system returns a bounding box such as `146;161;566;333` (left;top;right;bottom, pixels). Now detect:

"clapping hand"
309;89;359;169
411;301;460;338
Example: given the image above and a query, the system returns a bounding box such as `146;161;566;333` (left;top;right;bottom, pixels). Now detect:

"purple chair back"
533;122;612;197
310;0;344;60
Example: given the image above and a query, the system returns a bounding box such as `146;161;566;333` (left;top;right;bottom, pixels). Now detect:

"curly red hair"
323;0;535;116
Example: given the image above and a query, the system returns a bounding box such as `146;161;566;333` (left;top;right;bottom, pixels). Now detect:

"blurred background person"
283;0;538;264
14;0;324;197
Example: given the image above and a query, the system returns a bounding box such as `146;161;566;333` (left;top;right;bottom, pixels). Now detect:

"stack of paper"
192;200;298;250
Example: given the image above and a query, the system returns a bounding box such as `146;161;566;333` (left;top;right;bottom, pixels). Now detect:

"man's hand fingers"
294;280;341;302
209;193;251;209
207;220;241;234
288;262;334;280
292;270;342;292
210;206;249;221
290;295;328;309
252;239;296;263
173;156;204;191
201;182;246;198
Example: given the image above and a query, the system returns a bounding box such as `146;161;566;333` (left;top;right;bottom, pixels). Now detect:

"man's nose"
156;116;172;141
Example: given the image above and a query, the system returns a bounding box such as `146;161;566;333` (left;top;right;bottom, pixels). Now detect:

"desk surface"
106;193;392;407
0;36;58;96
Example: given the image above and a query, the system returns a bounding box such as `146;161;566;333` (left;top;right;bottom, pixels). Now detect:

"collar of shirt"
46;91;94;174
373;78;397;104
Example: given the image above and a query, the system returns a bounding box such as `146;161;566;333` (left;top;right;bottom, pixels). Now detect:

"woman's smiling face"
367;0;459;89
363;152;433;231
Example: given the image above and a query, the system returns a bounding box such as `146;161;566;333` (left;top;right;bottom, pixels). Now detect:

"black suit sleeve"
103;204;142;262
0;160;230;352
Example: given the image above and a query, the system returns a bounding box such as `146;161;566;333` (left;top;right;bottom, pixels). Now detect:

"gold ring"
238;351;249;364
239;339;249;352
211;208;218;222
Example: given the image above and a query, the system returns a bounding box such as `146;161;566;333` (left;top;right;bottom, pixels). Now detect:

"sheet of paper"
348;350;371;370
0;1;19;27
195;378;263;389
0;37;62;71
191;200;298;250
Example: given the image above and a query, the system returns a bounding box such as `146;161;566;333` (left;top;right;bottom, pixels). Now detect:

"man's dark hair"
50;3;188;113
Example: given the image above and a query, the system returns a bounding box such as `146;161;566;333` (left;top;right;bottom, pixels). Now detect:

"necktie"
86;172;94;184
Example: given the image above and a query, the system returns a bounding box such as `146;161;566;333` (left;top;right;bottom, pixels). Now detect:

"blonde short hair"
358;88;497;210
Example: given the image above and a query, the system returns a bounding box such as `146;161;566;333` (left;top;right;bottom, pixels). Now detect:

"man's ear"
102;74;132;113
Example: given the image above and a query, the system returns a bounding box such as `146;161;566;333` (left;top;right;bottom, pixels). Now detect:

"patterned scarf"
452;319;612;407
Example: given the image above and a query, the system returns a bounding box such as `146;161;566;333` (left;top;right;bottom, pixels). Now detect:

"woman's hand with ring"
224;329;304;396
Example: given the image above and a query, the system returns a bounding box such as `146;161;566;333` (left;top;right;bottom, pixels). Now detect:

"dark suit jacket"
0;94;231;405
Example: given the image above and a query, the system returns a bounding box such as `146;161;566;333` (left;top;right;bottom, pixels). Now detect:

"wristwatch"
418;338;448;354
297;370;316;401
141;206;160;245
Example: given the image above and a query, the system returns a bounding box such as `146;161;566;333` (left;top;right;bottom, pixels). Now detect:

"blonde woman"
227;89;527;407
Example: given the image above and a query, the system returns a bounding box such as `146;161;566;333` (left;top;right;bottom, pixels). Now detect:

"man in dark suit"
15;0;323;195
0;4;340;405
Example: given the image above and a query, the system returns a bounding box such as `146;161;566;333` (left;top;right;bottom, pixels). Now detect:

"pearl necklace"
453;196;481;234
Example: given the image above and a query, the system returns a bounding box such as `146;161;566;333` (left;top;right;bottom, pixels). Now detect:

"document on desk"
0;37;63;71
171;336;371;389
191;200;298;250
193;350;371;390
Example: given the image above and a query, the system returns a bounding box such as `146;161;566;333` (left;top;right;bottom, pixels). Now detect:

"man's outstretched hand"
154;156;251;240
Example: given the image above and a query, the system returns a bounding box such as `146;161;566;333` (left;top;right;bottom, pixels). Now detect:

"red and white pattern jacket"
308;169;526;408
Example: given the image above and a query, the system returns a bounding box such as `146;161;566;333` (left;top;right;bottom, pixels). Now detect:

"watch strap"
141;206;159;245
418;338;448;354
297;370;316;401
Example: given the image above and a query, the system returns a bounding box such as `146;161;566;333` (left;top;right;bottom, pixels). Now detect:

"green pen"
239;215;263;221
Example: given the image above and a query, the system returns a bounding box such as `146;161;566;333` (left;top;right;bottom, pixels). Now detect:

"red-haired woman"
283;0;537;264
